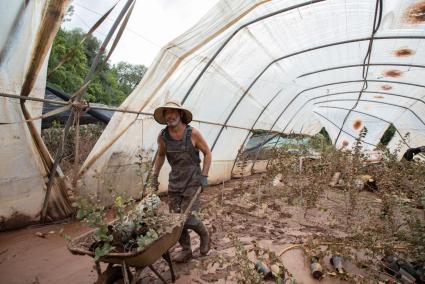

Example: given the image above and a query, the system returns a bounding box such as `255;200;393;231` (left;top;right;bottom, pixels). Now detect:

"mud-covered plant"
258;126;425;277
135;147;155;197
235;146;249;189
266;138;327;212
344;128;369;223
266;145;301;204
250;240;291;282
74;197;114;260
325;131;425;268
224;235;292;283
136;228;158;248
73;193;169;260
402;216;425;265
229;234;263;284
352;127;368;160
42;122;104;176
298;150;329;214
75;198;109;241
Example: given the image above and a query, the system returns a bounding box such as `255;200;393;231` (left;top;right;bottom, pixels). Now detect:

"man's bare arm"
192;128;212;176
153;134;166;176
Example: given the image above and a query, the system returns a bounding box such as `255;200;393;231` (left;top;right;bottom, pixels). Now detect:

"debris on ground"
330;255;344;274
1;133;425;283
310;257;323;280
329;172;341;187
382;256;425;283
34;232;47;238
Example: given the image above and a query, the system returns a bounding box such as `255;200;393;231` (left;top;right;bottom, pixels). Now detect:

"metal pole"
40;0;135;222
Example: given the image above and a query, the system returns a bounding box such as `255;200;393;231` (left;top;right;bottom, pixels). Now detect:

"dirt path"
0;221;98;283
1;175;381;283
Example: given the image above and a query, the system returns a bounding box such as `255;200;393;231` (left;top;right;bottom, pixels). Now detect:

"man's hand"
152;175;160;191
403;147;421;161
200;175;208;188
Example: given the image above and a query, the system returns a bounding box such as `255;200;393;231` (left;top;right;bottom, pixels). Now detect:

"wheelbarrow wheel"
105;266;133;284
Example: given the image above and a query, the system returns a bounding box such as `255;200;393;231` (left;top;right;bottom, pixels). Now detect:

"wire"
72;1;309;93
333;0;383;146
0;92;253;131
73;1;166;50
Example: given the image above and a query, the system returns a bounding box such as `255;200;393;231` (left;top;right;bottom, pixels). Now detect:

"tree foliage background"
47;28;147;106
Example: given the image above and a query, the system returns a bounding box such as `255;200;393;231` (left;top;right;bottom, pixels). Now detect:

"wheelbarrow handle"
181;187;202;223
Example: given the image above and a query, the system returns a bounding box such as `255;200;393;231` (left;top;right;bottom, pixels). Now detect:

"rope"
0;93;91;125
0;92;252;131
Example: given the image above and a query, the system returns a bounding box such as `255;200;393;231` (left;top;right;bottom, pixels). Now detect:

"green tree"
113;62;147;94
48;28;88;94
47;28;147;106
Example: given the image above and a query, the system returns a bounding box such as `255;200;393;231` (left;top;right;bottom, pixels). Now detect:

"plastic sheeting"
80;0;425;201
0;0;72;230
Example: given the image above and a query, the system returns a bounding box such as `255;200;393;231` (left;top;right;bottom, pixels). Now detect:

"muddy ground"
0;174;392;283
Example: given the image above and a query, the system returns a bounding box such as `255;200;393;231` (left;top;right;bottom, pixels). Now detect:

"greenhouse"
1;0;425;283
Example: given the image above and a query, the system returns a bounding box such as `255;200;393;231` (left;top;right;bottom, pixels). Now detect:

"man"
403;146;425;161
152;101;212;262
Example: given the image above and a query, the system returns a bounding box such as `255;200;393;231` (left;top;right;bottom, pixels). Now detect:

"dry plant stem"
41;111;75;222
68;0;135;182
221;178;224;207
256;182;260;207
73;110;81;183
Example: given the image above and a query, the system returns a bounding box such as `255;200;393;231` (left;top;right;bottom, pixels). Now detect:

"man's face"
164;108;181;127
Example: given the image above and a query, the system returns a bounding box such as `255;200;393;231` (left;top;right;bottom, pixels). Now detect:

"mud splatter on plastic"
353;120;362;130
394;48;415;57
384;70;402;78
404;1;425;24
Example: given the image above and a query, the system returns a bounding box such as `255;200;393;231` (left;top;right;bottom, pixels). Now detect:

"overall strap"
161;126;169;141
183;125;193;149
185;125;201;164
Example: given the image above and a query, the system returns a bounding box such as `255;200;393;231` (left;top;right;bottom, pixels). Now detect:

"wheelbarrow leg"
122;260;130;284
148;265;168;284
95;261;102;275
132;268;144;284
163;250;176;282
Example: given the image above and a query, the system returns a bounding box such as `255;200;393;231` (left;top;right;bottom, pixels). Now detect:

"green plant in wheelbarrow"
73;193;176;261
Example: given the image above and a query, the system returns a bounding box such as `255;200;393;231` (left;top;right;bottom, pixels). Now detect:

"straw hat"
153;101;193;125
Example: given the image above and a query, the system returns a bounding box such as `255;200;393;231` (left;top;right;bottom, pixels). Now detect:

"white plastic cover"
0;0;72;229
79;0;425;200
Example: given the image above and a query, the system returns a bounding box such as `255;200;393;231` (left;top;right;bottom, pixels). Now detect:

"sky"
63;0;218;67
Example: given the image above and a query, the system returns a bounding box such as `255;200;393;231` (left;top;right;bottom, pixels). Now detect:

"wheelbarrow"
68;188;201;284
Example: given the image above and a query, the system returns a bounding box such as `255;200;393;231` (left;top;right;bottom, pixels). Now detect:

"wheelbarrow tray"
68;220;183;268
67;188;201;269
